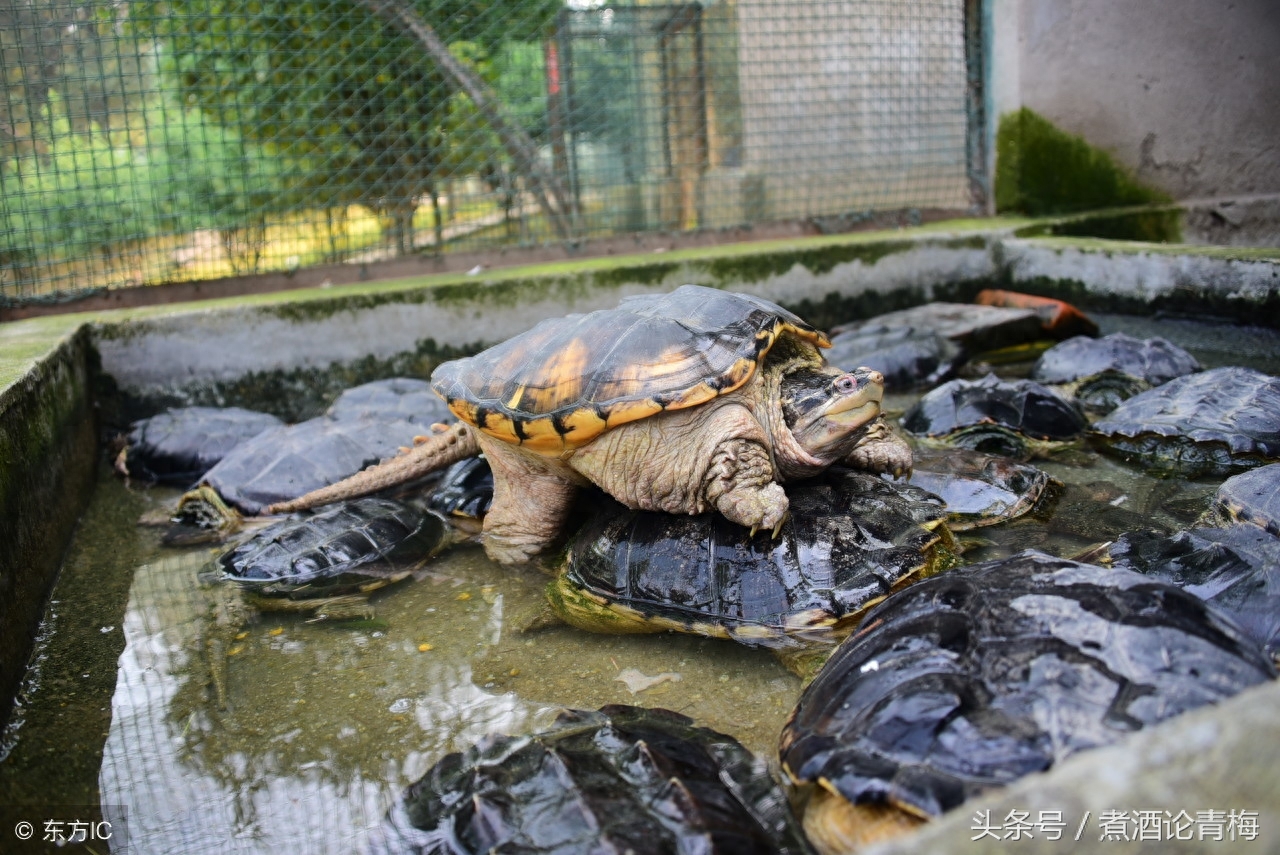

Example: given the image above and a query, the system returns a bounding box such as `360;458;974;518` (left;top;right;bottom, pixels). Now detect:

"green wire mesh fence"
1;0;978;304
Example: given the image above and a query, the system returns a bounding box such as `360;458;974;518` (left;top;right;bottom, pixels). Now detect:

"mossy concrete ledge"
1003;237;1280;322
85;228;1002;419
0;318;98;734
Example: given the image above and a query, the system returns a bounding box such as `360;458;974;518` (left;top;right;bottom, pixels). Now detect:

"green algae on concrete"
995;108;1177;243
0;325;98;736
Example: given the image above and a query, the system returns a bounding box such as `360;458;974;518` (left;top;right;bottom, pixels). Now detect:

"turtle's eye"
834;375;859;394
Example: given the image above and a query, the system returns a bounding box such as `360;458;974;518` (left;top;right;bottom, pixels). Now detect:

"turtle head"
781;365;884;459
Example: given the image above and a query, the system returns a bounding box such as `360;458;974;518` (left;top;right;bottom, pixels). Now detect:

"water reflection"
98;549;553;853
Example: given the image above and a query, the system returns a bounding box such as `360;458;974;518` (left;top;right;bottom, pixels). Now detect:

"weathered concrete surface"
0;319;97;735
1004;237;1280;321
867;677;1280;854
995;0;1280;201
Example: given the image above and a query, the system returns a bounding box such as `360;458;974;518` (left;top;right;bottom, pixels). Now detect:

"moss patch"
995;108;1175;242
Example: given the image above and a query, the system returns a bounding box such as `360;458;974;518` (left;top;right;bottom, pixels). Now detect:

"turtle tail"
266;421;480;514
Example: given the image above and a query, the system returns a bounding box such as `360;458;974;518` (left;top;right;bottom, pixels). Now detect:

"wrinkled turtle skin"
117;406;283;484
369;704;812;855
1030;332;1201;414
904;446;1058;530
1092;367;1280;478
825;323;962;392
547;468;954;665
901;374;1087;458
779;549;1275;854
1110;525;1280;662
1209;461;1280;536
272;285;912;565
219;496;451;600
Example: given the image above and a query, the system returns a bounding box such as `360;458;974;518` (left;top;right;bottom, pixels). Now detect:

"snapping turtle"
901;374;1087;458
204;497;453;707
1030;332;1201;413
272;285;912;565
904;446;1058;530
778;549;1275;853
1208;461;1280;536
547;468;954;670
1092;366;1280;477
1110;525;1280;661
370;705;812;855
116;406;283;484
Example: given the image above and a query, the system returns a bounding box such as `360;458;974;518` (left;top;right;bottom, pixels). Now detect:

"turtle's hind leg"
478;439;580;565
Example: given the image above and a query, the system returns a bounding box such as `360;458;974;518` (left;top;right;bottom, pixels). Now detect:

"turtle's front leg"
845;419;913;478
703;437;788;533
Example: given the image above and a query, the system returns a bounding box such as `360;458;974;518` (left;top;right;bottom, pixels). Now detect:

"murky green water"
1;313;1277;854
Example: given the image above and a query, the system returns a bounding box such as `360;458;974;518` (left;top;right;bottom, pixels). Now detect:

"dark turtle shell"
904;446;1057;530
425;456;494;529
202;415;430;514
219;497;448;599
431;285;828;454
326;377;453;429
1210;462;1280;536
123;406;283;484
1110;525;1280;661
779;549;1274;822
549;468;953;650
1031;332;1201;413
900;374;1087;457
824;323;961;392
370;705;811;855
1092;366;1280;477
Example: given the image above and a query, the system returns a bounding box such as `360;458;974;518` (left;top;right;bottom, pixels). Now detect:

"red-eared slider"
218;496;451;601
202;415;435;515
825;323;962;392
831;302;1050;355
205;497;454;707
1209;461;1280;536
424;456;494;534
369;705;812;855
778;549;1274;853
271;285;912;565
326;377;454;429
1030;332;1201;414
1092;366;1280;477
900;374;1087;458
1109;525;1280;661
904;446;1058;530
116;406;283;484
546;468;954;673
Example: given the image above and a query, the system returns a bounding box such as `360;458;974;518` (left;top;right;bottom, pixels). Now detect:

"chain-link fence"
1;0;980;304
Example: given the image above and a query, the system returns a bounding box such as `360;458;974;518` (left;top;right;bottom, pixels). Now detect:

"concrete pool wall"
2;212;1278;820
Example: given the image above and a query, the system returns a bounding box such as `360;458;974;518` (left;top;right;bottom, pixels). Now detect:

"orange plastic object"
975;289;1099;339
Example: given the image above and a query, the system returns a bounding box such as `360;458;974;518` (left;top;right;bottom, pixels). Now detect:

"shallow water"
0;313;1276;854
